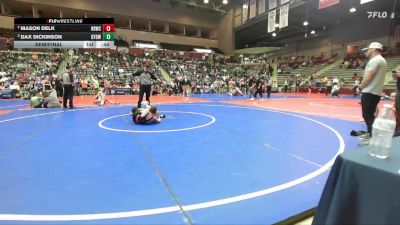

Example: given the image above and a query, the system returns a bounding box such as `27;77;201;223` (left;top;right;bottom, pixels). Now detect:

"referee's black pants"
266;86;272;98
361;93;381;136
325;86;332;96
254;89;263;98
63;84;74;108
137;85;152;108
56;86;63;97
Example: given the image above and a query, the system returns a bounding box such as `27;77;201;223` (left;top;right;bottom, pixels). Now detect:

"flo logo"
367;11;389;19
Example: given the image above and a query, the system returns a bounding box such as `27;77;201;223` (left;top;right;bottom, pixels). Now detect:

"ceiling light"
204;0;209;3
275;23;279;28
303;21;309;26
194;48;213;53
272;32;277;37
223;0;228;4
349;7;356;13
360;0;374;4
310;30;316;35
135;43;158;49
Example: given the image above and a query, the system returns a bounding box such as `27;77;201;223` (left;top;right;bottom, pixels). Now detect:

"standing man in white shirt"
392;70;400;136
357;42;387;136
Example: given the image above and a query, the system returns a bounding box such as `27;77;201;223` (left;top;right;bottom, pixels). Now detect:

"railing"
157;65;172;83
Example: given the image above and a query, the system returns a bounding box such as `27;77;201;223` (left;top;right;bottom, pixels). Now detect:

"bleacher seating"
276;64;323;87
322;56;400;89
70;50;164;88
384;56;400;89
0;51;61;82
1;48;399;98
0;28;13;38
274;55;400;93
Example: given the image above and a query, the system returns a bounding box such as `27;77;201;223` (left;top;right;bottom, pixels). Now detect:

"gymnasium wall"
116;28;219;49
217;8;235;55
0;15;14;29
329;16;392;46
4;0;236;53
0;14;225;52
273;37;332;59
12;0;222;28
270;16;394;59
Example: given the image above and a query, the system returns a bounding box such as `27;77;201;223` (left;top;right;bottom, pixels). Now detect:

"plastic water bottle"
369;104;397;159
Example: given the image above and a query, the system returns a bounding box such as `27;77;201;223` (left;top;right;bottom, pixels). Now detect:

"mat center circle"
98;110;216;133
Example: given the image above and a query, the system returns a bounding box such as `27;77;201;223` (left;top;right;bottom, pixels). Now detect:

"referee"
133;65;158;108
62;66;74;109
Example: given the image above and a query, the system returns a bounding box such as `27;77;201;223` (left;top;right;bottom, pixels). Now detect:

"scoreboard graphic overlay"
14;18;115;49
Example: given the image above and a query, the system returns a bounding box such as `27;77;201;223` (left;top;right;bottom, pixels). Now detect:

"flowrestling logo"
367;11;394;19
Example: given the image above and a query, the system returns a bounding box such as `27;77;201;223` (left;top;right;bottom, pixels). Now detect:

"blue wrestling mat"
0;100;363;224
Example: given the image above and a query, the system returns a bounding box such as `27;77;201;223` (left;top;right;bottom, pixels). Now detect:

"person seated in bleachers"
359;60;365;69
152;85;159;96
31;53;38;60
0;82;6;91
35;78;43;92
18;84;29;100
80;78;88;95
86;79;93;95
351;60;359;69
352;72;359;81
9;81;21;98
343;60;350;69
339;77;346;86
43;76;52;91
9;81;20;92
